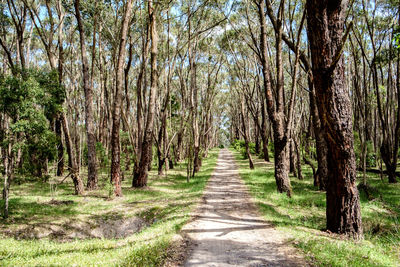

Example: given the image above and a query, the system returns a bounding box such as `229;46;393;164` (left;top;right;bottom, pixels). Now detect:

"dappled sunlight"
184;149;307;266
231;148;400;266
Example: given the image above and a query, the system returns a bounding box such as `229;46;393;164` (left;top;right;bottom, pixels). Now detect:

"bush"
230;139;256;159
96;142;109;168
354;132;376;168
0;70;59;178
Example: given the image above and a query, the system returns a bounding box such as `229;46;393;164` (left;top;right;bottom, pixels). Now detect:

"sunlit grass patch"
231;148;400;267
0;149;219;266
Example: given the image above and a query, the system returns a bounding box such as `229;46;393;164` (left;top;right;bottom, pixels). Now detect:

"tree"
23;0;67;177
110;0;134;196
0;71;82;218
133;0;158;188
256;0;294;196
74;0;98;190
306;0;363;239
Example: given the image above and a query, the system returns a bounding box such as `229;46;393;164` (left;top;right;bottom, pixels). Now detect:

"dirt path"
182;149;307;267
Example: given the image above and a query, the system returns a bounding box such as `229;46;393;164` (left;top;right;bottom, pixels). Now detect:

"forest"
0;0;399;266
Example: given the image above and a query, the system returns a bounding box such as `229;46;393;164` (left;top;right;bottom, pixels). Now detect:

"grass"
0;149;219;267
231;148;400;267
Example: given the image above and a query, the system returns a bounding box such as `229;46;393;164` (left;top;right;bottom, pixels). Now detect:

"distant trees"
354;0;400;184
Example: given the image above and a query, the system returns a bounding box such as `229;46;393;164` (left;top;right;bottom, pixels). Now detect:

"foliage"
0;70;60;177
354;132;377;168
96;142;109;169
230;139;256;159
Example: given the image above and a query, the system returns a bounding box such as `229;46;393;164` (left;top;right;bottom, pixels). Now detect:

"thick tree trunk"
262;137;270;162
306;0;363;239
273;133;291;196
169;158;174;170
110;0;133;197
74;0;98;190
158;156;165;176
261;127;270;162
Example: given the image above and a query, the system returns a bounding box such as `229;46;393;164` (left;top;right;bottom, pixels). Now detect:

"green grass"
0;149;219;267
231;148;400;267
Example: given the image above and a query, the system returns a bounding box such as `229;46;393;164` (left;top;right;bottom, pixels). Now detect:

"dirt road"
182;149;307;267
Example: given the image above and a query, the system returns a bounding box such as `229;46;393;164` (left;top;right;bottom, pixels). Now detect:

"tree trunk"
56;7;65;177
133;0;158;188
61;113;84;195
255;129;260;155
273;134;291;196
193;146;201;175
74;0;98;190
290;140;297;177
262;137;270;162
110;0;133;197
55;116;64;176
257;0;292;197
306;0;363;239
135;20;150;164
245;142;254;169
309;78;328;190
380;142;398;183
260;99;270;162
241;100;254;169
294;138;303;180
2;141;13;219
176;128;184;162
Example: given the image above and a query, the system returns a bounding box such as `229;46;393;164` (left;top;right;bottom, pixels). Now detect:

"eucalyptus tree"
110;0;133;196
0;0;28;70
74;0;98;190
133;0;159;187
306;0;363;239
255;0;306;197
261;0;329;190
